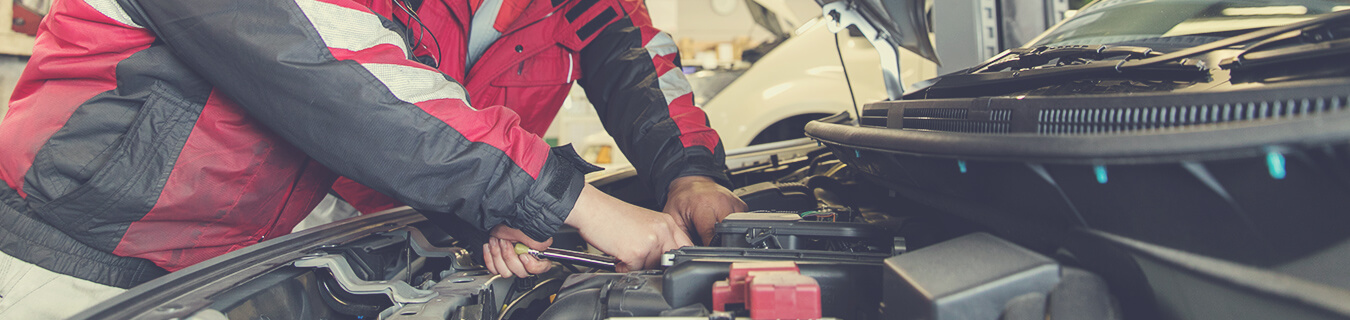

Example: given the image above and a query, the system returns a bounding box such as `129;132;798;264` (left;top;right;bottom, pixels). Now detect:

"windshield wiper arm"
974;45;1162;73
1120;9;1350;71
913;10;1350;98
1218;23;1350;69
919;58;1206;98
1221;37;1350;69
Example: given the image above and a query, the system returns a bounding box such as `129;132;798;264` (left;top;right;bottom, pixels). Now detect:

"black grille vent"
905;119;1010;133
991;109;1012;122
903;108;968;119
1037;96;1348;134
900;108;1014;134
861;84;1350;136
859;108;889;127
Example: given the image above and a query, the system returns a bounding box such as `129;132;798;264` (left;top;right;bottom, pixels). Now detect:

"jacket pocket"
487;45;580;133
27;81;202;251
491;45;580;87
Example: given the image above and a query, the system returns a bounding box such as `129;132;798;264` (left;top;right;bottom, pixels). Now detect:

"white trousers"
0;250;126;319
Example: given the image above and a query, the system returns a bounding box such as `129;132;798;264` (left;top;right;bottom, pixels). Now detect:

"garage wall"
663;0;824;47
0;55;26;121
0;0;37;122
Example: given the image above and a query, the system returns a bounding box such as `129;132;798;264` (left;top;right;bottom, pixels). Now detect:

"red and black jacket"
0;0;725;289
330;0;729;214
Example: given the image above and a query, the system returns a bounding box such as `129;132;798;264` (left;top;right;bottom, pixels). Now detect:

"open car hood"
814;0;938;100
815;0;939;64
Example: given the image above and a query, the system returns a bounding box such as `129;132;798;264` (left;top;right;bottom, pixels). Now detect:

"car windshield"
1031;0;1350;47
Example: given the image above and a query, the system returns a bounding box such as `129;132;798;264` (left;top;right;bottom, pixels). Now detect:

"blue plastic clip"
1094;165;1108;184
1267;151;1287;180
958;160;968;173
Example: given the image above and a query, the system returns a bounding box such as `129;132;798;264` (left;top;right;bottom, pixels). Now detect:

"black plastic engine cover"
713;212;896;252
884;232;1061;320
539;272;673;319
733;181;817;211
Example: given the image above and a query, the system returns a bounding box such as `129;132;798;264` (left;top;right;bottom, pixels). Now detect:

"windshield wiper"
913;9;1350;99
972;44;1162;73
1121;9;1350;71
1218;23;1350;69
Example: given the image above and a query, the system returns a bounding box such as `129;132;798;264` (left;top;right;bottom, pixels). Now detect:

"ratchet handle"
514;243;618;271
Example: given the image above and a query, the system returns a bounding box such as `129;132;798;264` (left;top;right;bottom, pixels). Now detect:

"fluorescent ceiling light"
1222;6;1308;16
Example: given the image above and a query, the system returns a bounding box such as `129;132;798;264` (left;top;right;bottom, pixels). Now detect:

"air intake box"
884;233;1060;320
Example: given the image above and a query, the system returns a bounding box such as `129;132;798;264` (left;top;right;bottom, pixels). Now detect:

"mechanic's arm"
124;0;687;268
575;2;746;245
484;183;693;277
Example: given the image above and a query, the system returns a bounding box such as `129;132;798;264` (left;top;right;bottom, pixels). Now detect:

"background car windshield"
1032;0;1350;47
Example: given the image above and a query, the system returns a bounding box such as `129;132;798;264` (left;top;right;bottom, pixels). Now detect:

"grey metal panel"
933;0;999;74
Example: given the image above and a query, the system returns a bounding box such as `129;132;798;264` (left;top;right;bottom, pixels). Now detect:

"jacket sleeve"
118;0;586;241
574;1;731;206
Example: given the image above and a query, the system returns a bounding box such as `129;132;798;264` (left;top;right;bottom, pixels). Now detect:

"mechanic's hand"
482;224;552;278
567;184;694;272
663;176;747;246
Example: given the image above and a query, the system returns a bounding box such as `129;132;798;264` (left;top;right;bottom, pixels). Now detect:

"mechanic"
0;0;745;318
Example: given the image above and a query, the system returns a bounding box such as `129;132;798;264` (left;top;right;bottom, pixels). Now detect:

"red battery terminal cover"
711;261;822;320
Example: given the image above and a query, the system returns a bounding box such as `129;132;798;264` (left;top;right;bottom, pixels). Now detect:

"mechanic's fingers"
497;238;532;278
638;249;661;271
483;243;497;275
528;238;554;252
698;221;717;246
663;204;690;226
703;199;744;245
630;252;652;271
669;215;695;248
520;253;551;274
489;238;514;278
676;218;701;246
612;252;640;272
490;225;554;251
486;239;502;277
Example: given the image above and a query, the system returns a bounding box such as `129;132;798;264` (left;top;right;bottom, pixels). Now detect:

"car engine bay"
61;1;1350;319
131;144;1125;320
